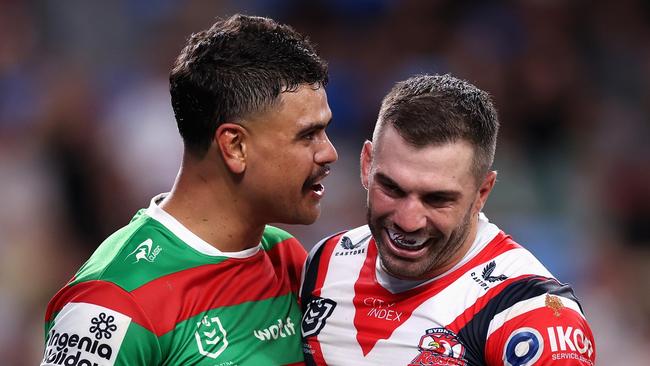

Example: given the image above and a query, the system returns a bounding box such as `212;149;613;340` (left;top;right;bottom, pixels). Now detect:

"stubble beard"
368;204;475;280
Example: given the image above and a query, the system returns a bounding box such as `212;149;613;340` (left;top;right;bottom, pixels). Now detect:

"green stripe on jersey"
261;225;294;251
68;214;295;293
114;321;162;366
70;214;229;291
159;293;303;365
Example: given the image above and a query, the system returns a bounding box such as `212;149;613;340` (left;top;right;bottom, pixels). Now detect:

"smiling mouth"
386;228;429;250
305;166;330;196
311;183;324;195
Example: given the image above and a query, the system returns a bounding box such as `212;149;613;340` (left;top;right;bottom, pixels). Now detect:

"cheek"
282;149;314;172
368;189;393;215
444;205;474;234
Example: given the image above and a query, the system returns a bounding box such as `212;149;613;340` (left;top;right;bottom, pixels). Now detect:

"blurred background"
1;0;649;364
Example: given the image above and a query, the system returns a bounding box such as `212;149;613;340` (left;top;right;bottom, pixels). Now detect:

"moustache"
304;165;331;188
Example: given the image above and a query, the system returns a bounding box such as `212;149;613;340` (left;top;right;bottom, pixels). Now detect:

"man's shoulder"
482;276;596;364
72;215;173;283
307;225;372;263
71;212;211;293
260;225;301;251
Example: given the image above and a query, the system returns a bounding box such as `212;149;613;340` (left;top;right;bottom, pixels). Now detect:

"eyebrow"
375;172;461;200
295;118;332;138
376;173;402;190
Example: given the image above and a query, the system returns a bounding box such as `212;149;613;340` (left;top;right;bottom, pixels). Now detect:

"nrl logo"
195;315;228;359
302;297;337;337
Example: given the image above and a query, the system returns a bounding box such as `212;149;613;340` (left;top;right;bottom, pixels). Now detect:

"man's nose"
392;196;427;233
315;134;338;165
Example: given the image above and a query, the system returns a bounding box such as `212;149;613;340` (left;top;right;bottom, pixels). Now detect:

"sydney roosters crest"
408;328;468;366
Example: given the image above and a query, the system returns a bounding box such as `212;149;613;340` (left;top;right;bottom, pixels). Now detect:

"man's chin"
289;206;321;226
377;244;428;280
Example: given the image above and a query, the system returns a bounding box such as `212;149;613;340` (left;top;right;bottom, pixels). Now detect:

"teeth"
387;229;428;248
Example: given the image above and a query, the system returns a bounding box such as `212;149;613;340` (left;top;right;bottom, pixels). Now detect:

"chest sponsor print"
363;297;403;322
253;317;296;341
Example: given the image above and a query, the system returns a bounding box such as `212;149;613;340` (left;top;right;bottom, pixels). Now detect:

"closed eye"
376;174;405;197
422;192;459;207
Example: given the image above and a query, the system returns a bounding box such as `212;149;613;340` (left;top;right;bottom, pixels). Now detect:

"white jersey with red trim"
299;214;596;366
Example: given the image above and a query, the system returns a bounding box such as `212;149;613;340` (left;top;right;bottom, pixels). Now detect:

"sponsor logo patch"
335;236;365;256
503;327;544;366
409;328;468;366
42;303;130;366
547;326;594;364
195;315;229;359
301;297;336;337
471;261;507;290
363;297;403;322
253;317;296;341
126;238;162;263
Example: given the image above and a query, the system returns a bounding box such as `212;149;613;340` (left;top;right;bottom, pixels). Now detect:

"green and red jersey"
42;195;307;366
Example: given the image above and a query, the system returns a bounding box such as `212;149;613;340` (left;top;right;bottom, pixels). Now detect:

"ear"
474;170;497;213
360;140;373;190
215;123;248;174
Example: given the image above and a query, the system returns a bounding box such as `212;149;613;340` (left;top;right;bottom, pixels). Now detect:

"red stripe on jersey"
131;242;297;336
352;232;518;355
44;280;156;333
269;237;308;294
312;234;343;297
306;336;328;366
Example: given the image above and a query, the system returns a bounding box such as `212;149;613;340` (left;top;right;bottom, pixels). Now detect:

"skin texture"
361;125;496;280
161;83;337;252
240;84;338;225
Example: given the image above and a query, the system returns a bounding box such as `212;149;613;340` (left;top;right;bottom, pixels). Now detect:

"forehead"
372;126;476;192
244;84;331;134
274;85;331;127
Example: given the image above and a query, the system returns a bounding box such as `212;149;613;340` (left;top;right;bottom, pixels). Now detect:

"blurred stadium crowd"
1;0;649;364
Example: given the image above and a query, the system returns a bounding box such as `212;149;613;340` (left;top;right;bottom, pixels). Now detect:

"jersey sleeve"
483;278;596;366
42;280;162;366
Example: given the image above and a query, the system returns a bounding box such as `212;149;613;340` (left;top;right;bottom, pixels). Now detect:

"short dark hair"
170;14;328;156
375;74;499;181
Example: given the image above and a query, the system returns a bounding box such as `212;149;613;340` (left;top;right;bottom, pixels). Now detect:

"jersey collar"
145;193;262;258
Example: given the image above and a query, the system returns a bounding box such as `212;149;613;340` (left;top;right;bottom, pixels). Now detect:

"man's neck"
160;171;265;253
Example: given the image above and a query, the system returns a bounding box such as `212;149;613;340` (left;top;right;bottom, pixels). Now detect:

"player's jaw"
285;164;332;225
368;207;474;280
